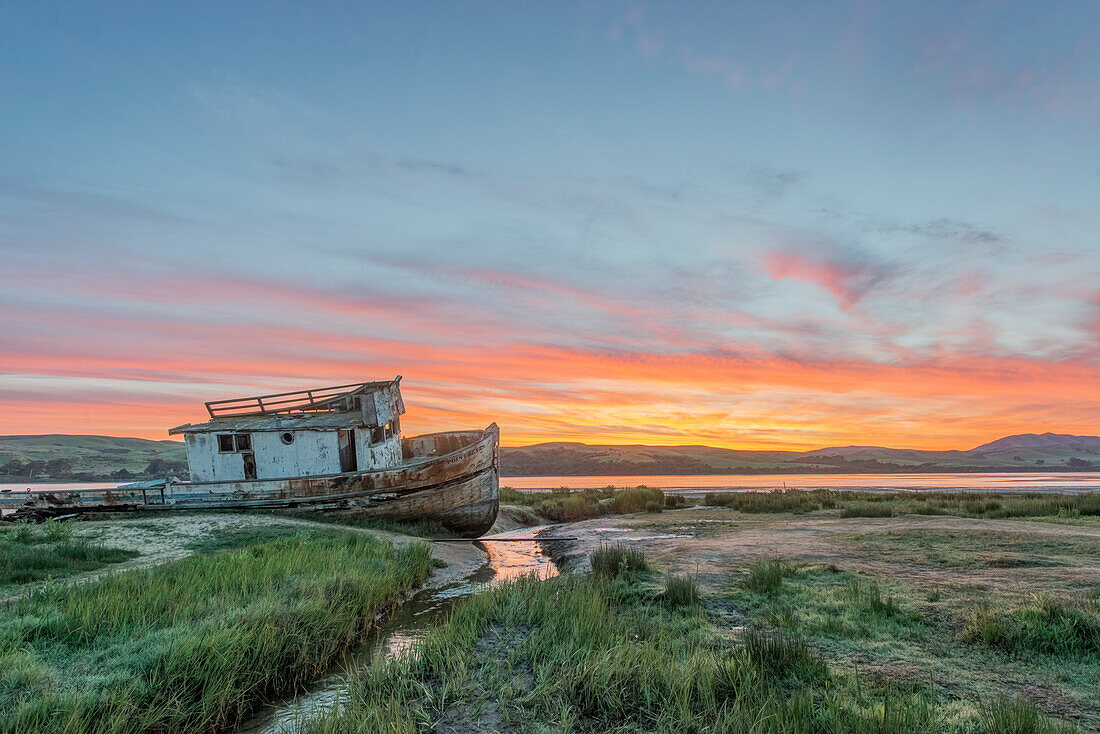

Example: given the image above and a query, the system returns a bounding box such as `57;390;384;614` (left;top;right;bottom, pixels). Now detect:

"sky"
1;1;1099;450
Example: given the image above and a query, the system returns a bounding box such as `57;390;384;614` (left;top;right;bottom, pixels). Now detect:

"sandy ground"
1;512;487;605
542;510;1100;593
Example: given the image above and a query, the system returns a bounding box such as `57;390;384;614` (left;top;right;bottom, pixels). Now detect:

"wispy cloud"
761;247;892;310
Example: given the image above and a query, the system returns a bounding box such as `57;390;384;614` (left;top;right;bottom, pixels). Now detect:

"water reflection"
481;526;560;583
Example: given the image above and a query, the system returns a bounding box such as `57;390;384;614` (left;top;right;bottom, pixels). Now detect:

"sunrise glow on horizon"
3;3;1099;451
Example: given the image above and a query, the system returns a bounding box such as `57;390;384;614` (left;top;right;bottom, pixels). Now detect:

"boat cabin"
169;378;406;482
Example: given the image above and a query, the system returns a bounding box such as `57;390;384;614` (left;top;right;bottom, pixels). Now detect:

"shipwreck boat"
0;378;500;537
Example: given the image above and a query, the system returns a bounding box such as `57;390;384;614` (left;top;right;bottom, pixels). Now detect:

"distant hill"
2;432;1098;482
0;435;186;482
970;432;1100;455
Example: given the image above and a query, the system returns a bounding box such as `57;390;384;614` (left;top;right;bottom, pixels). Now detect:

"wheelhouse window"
217;433;253;452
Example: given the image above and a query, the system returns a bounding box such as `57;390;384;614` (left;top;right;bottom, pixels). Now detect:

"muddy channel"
236;525;560;734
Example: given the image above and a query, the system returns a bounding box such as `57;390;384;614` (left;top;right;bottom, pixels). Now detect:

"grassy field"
0;520;139;590
294;547;1077;733
0;527;433;734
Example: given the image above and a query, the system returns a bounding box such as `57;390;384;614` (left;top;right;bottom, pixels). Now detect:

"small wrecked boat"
0;378;500;537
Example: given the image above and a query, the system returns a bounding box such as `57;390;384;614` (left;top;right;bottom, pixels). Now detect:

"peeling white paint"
185;427;405;481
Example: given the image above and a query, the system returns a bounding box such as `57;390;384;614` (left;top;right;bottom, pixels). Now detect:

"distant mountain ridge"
1;432;1098;481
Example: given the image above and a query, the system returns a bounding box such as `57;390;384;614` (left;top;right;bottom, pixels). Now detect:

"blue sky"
2;1;1099;448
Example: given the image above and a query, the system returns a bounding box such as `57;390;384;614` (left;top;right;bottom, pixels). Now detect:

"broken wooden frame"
205;378;402;418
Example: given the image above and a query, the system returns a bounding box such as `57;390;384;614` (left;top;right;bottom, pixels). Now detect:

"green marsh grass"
498;484;670;522
590;543;648;578
608;485;665;514
662;573;701;608
705;489;824;514
742;630;827;683
961;594;1100;657
280;511;451;537
0;520;138;589
840;503;895;518
743;556;795;593
547;491;603;521
0;528;432;734
982;697;1078;734
184;524;303;553
844;578;901;617
498;485;527;503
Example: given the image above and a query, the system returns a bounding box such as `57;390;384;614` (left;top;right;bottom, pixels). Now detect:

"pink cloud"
761;251;878;309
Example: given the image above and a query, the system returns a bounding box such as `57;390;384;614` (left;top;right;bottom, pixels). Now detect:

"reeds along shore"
502;483;1100;521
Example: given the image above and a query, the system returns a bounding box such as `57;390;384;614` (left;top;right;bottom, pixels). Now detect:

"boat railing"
205;379;399;418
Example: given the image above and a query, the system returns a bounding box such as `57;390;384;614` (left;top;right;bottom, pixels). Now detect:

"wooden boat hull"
0;425;500;538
